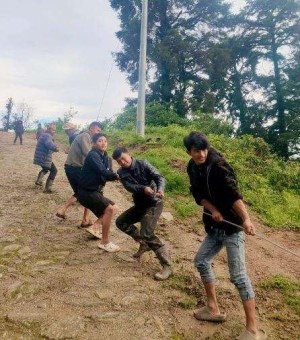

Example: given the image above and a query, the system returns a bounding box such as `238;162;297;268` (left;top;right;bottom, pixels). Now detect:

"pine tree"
239;0;300;159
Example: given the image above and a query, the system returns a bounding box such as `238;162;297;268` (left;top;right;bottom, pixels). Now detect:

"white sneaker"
98;242;120;253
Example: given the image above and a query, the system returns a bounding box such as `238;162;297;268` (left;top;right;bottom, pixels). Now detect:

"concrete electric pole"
136;0;148;137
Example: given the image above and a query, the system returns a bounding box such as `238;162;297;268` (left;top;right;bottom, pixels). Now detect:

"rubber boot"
154;245;172;281
44;178;55;193
35;171;45;186
133;242;151;259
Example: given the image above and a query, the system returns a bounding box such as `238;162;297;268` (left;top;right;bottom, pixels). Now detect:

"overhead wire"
96;62;114;121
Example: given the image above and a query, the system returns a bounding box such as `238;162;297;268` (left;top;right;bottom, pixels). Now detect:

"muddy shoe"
44;179;55;193
194;306;226;323
35;171;45;186
154;264;172;281
236;329;267;340
133;242;151;258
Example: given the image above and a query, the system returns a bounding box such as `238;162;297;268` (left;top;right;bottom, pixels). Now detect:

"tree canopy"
110;0;300;159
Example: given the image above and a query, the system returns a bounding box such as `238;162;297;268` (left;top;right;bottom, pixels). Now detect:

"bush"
108;126;300;228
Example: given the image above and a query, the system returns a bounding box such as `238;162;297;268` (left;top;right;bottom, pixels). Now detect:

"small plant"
173;199;198;218
261;275;300;315
178;296;197;309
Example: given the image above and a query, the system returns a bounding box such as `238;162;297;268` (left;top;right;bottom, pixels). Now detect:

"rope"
202;212;300;259
96;62;114;121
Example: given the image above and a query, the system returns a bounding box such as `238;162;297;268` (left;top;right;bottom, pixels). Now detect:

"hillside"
0;131;299;339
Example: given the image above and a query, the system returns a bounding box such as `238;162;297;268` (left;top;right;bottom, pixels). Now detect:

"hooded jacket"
187;148;243;235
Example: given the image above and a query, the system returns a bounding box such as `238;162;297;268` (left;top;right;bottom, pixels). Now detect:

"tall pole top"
136;0;148;137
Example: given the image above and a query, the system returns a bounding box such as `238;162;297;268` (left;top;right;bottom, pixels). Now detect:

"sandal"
193;306;226;323
79;221;93;228
236;329;267;340
82;225;102;239
56;212;66;219
98;242;120;253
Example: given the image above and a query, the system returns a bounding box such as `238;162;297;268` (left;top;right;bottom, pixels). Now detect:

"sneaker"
98;242;120;253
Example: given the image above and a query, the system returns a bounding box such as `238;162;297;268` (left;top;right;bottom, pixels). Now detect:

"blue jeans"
194;229;255;301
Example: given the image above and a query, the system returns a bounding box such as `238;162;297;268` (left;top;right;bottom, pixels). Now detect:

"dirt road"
0;131;299;339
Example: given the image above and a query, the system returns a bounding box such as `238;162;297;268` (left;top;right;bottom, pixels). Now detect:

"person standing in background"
33;123;59;193
13;119;24;145
36;123;44;141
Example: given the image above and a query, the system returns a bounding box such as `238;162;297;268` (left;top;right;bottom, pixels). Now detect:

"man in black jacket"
112;147;172;281
184;132;265;340
78;133;119;252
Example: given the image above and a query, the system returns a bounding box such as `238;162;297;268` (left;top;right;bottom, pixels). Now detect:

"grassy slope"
106;125;300;229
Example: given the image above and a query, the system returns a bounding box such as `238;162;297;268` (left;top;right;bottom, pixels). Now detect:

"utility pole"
136;0;148;137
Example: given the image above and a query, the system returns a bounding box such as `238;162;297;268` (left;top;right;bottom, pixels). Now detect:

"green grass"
57;126;300;229
261;275;300;315
105;127;300;229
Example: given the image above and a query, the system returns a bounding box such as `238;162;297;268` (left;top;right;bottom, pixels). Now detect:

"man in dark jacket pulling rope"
112;147;172;281
184;131;266;340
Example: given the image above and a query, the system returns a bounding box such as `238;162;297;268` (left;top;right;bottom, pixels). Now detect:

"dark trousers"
39;163;57;181
65;165;81;197
116;201;164;251
14;132;23;144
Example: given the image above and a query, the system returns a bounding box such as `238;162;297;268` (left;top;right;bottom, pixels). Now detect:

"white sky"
0;0;245;127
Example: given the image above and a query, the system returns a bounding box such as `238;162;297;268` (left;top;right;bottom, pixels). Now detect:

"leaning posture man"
112;146;172;280
184;131;266;340
56;121;102;227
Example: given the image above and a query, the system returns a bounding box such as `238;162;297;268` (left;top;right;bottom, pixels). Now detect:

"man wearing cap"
56;121;102;227
63;122;80;146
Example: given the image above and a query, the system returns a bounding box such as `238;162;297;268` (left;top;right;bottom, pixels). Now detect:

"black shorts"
65;165;81;197
77;189;115;218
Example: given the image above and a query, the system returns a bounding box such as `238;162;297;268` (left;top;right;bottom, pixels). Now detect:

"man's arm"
144;161;165;197
200;199;224;222
232;199;255;236
79;134;92;158
90;153;118;181
118;170;146;194
44;135;58;152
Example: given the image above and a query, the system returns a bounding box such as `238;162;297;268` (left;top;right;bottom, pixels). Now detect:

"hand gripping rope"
202;211;300;259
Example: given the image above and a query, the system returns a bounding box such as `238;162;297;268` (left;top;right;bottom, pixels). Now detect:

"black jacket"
79;148;118;192
117;158;165;207
187;148;243;234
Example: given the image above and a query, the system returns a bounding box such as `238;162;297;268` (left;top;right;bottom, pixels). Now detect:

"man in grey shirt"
56;121;102;228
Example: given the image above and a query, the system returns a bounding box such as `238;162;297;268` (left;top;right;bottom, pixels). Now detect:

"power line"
96;62;114;121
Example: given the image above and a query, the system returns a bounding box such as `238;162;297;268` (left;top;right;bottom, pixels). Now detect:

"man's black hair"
183;131;210;151
112;146;129;160
89;121;102;130
92;133;107;144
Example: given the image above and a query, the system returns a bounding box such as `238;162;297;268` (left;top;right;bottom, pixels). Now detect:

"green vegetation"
110;0;300;160
261;275;300;315
107;125;300;228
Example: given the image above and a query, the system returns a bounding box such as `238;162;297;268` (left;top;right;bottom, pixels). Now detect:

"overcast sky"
0;0;245;127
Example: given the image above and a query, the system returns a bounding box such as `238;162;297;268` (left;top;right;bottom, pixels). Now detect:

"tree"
13;102;34;129
239;0;300;159
110;0;230;116
1;97;13;131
